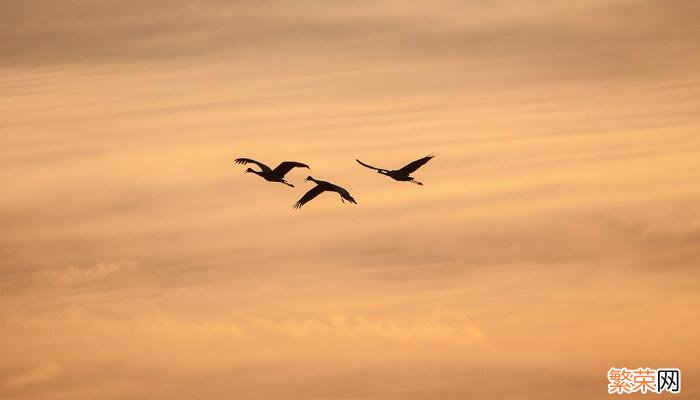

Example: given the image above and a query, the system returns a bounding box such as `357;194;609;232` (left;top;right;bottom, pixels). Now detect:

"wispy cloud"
249;313;485;344
4;364;62;389
38;261;129;286
1;1;700;399
1;0;698;77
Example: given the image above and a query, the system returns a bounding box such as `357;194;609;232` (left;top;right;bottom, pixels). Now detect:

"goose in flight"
294;176;357;208
356;155;434;185
235;158;309;187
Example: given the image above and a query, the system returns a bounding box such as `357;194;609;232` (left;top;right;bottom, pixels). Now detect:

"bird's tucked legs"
282;181;294;187
409;180;423;185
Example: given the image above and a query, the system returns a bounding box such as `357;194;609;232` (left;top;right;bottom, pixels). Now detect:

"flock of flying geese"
234;155;435;208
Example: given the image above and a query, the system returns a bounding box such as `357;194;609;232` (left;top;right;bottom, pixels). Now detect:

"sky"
1;1;700;399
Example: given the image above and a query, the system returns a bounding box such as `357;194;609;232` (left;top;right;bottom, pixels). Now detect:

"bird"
235;158;309;187
355;155;434;185
293;176;357;208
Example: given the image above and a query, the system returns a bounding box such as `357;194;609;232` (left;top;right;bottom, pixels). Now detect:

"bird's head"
305;176;314;182
244;168;255;174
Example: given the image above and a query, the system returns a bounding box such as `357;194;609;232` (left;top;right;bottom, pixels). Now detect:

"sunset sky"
1;1;700;399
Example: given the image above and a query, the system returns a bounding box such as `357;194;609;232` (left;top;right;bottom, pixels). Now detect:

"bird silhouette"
235;158;309;187
294;176;357;208
356;155;434;185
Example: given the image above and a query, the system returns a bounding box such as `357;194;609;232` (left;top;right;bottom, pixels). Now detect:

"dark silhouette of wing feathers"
272;161;309;177
293;186;326;208
234;158;271;172
336;186;357;204
396;155;434;175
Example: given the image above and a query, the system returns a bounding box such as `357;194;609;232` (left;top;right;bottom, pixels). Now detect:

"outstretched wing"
234;158;271;173
356;159;388;173
333;185;357;204
272;161;309;178
293;186;326;209
395;155;434;175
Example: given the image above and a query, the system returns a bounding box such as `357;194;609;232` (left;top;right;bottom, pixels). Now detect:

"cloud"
1;1;700;399
1;0;698;77
4;364;62;389
249;313;485;344
38;261;129;286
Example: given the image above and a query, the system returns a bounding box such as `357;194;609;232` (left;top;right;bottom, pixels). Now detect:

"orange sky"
1;1;700;399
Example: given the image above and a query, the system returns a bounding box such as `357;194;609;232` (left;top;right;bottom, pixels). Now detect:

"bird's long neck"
310;178;329;186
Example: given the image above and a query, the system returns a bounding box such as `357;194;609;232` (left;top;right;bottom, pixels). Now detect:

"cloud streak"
2;1;700;399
